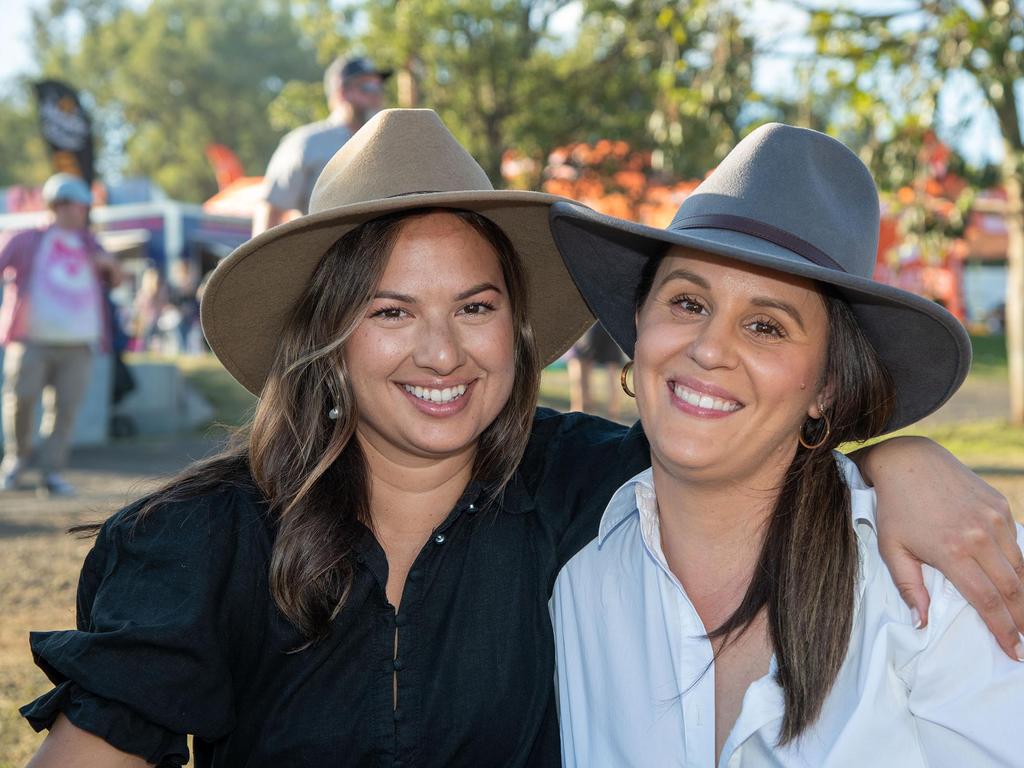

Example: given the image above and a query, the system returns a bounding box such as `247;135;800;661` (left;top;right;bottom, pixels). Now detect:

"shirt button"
467;503;476;512
433;533;446;545
394;709;403;722
408;569;422;581
393;658;404;671
394;613;408;627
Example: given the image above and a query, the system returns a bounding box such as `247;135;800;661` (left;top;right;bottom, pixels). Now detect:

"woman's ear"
808;379;835;420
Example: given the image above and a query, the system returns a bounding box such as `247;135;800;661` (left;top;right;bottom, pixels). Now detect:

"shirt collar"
597;467;655;545
835;452;877;533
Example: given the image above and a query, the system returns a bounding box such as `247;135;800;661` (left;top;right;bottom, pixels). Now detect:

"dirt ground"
2;379;1023;764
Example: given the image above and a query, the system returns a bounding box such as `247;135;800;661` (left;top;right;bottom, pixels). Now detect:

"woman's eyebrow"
454;282;502;301
373;283;502;303
658;268;709;290
374;290;416;302
751;297;806;330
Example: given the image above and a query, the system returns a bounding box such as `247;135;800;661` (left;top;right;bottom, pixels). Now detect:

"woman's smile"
667;377;744;417
398;379;475;414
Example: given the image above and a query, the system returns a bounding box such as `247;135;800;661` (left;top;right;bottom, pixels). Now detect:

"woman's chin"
653;444;723;476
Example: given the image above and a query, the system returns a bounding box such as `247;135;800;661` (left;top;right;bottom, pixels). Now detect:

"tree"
282;0;767;188
28;0;319;201
805;1;1024;423
601;0;761;177
0;82;53;188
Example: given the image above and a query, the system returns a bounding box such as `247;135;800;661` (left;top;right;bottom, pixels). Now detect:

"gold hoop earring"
799;410;831;450
620;361;636;398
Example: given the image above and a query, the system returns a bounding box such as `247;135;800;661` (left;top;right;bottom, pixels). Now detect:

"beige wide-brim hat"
201;108;593;395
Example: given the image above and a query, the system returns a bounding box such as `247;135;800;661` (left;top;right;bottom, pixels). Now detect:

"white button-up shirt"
550;454;1024;767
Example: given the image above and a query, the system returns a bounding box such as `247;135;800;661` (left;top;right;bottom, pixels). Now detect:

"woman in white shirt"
547;123;1024;767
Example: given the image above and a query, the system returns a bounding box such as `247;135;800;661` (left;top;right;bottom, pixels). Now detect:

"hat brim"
549;201;971;433
202;191;594;395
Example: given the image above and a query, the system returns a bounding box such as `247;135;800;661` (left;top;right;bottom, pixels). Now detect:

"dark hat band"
673;214;846;273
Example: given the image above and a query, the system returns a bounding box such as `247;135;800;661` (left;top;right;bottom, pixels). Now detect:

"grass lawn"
886;420;1024;470
967;333;1009;379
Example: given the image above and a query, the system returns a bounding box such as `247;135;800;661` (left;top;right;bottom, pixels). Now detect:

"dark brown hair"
636;256;896;744
95;208;540;645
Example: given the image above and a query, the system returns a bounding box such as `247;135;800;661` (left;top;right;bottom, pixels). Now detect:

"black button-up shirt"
22;409;651;766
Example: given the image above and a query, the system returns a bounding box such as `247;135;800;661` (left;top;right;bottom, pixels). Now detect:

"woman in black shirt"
23;110;1022;767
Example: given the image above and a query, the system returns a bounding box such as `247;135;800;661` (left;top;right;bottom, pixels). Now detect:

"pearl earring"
328;406;339;420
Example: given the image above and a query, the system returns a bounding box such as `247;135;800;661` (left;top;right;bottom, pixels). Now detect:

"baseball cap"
340;56;393;82
41;173;93;206
324;56;393;98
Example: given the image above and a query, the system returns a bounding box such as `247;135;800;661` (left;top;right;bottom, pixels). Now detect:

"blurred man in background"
0;173;121;495
252;56;392;235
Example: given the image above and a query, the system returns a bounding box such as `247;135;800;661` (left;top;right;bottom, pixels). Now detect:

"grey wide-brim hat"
202;109;593;395
549;123;972;433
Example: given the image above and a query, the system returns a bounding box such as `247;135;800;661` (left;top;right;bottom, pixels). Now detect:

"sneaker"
1;460;24;491
41;473;76;497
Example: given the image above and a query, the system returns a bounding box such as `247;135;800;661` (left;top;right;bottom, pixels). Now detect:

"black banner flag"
33;79;95;185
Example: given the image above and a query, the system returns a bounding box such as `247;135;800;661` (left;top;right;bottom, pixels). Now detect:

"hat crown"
309;109;494;215
671;123;880;278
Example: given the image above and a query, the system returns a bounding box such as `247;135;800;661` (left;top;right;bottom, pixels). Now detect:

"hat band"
672;214;846;273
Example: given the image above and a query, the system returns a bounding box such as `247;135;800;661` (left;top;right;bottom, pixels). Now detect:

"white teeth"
673;383;741;413
404;384;467;404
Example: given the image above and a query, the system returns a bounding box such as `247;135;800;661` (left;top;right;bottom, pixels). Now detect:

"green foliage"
5;0;784;199
640;1;759;176
25;0;319;201
355;0;603;183
280;0;766;186
0;82;53;188
805;1;1024;422
805;2;1023;158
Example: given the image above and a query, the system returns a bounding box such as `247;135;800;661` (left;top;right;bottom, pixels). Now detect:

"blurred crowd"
125;260;208;356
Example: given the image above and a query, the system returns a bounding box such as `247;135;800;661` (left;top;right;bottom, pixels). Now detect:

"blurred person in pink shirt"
0;173;121;495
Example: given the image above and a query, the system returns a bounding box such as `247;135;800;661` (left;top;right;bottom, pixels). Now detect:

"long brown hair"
103;208;540;644
636;261;896;744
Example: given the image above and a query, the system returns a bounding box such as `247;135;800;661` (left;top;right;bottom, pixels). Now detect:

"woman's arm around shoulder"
524;408;648;507
28;714;152;768
850;435;1024;658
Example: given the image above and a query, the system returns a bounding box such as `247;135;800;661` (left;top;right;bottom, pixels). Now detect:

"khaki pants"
2;341;93;473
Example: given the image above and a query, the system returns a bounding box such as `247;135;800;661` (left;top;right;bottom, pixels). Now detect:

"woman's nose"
686;319;738;370
412;316;463;374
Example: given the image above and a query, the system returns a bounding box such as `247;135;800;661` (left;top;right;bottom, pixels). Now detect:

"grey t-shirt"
261;115;354;215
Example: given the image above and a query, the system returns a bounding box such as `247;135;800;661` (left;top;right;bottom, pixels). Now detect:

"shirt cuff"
21;680;189;767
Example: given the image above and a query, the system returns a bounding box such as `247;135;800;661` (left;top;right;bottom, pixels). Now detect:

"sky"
0;0;35;86
0;0;1005;166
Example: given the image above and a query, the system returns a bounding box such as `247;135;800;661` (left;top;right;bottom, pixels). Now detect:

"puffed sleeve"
902;523;1024;766
20;483;268;765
